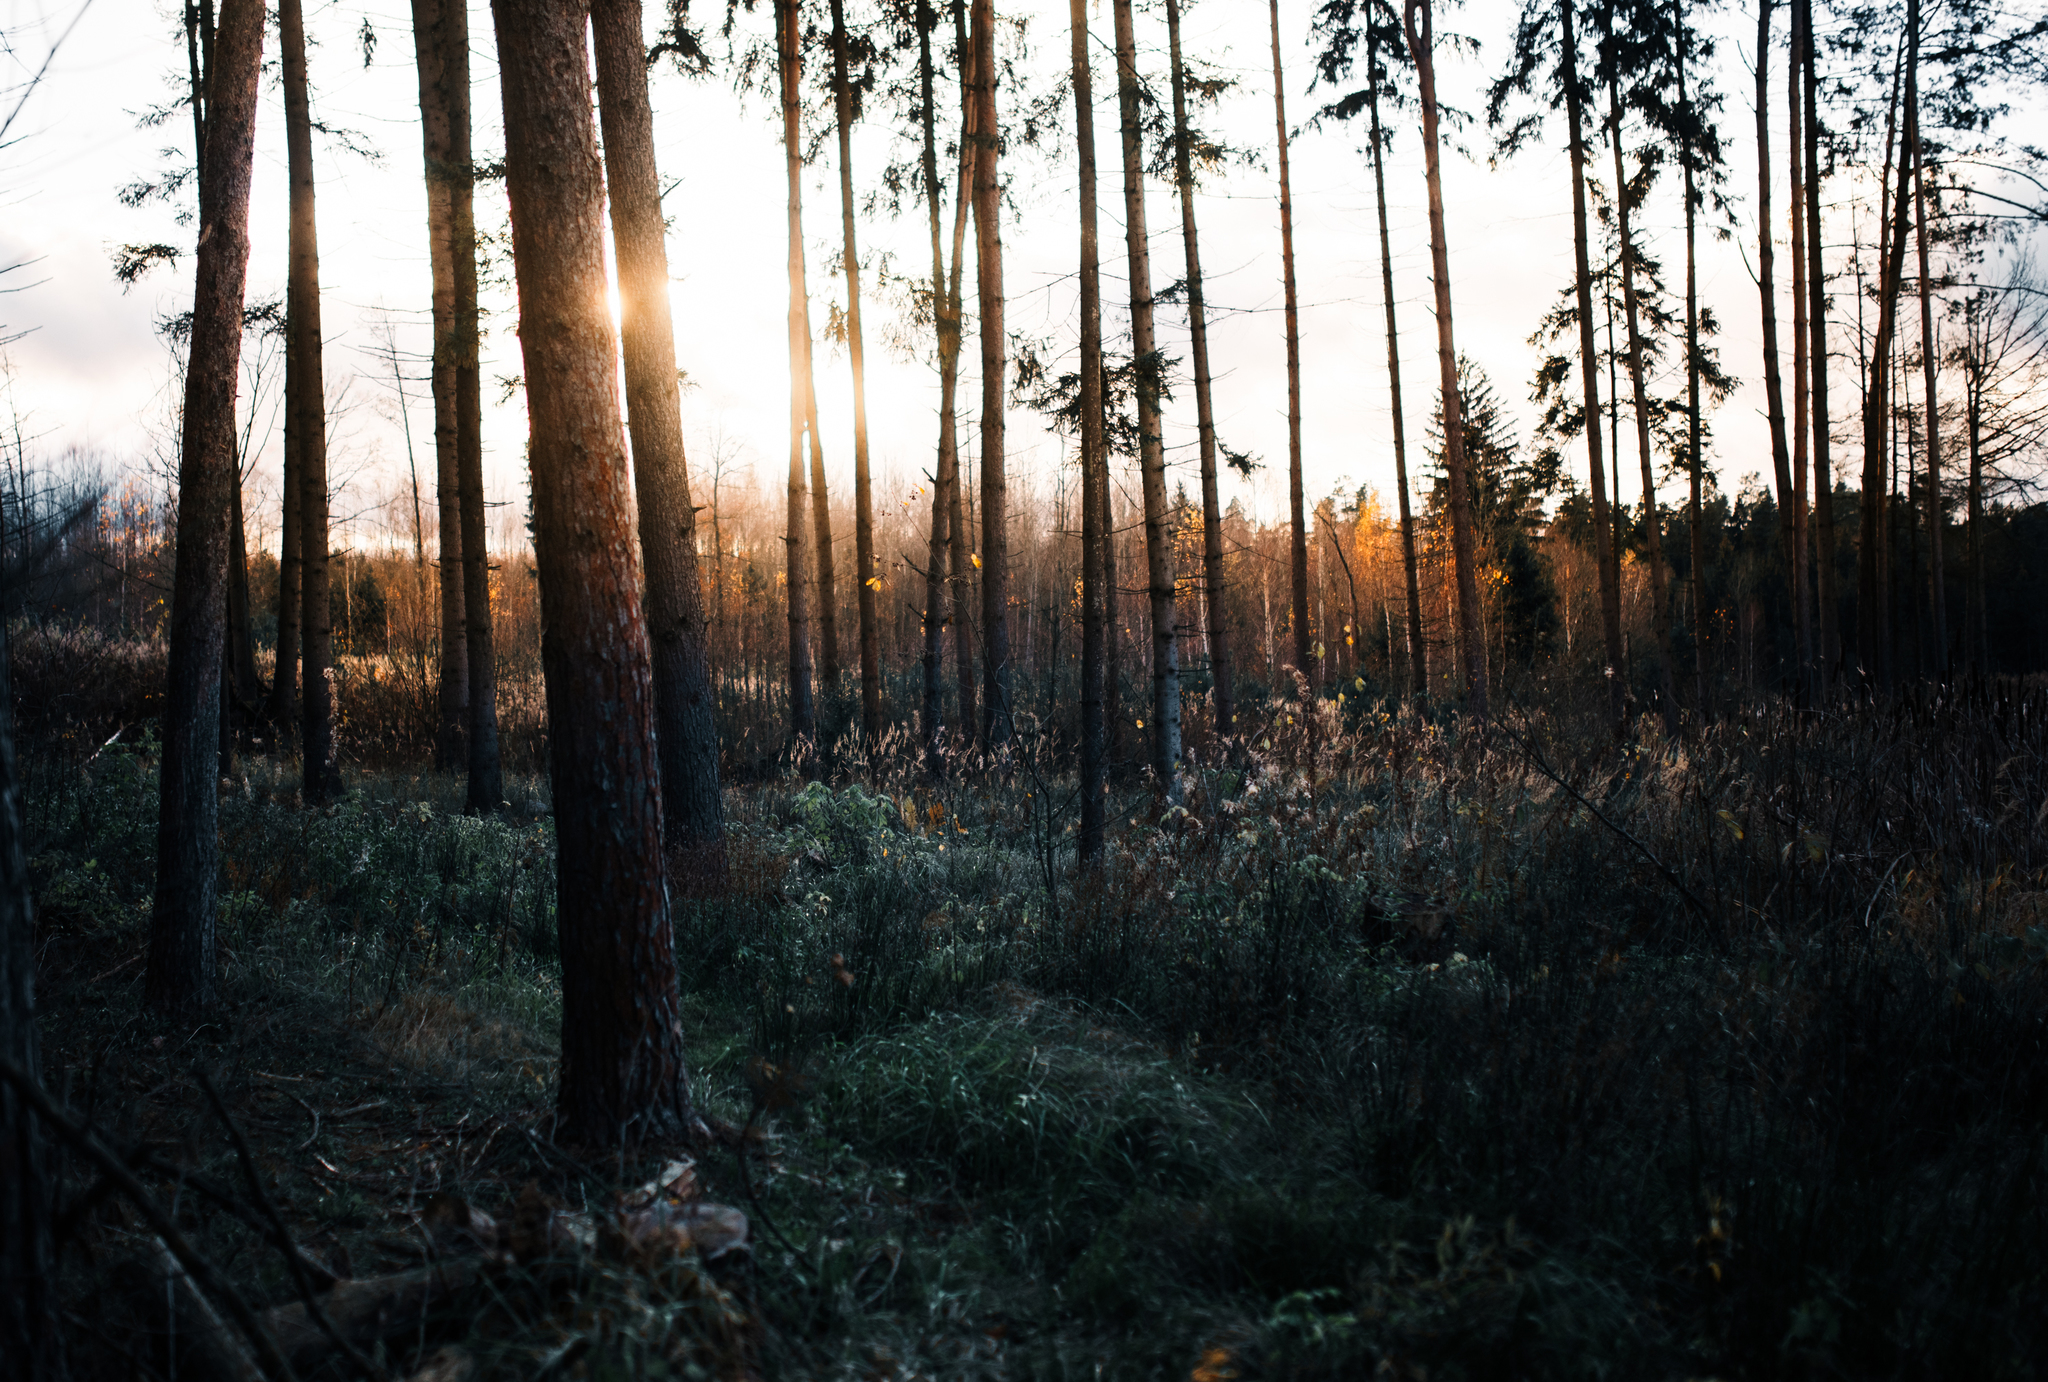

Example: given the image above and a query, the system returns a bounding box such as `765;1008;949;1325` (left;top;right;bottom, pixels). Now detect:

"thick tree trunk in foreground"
1560;0;1624;726
1679;9;1708;707
830;0;883;744
1114;0;1181;790
1368;15;1426;700
284;0;337;803
776;0;818;749
1;618;56;1374
1165;0;1233;739
592;0;727;890
971;0;1012;748
1404;0;1488;718
1606;62;1676;727
491;0;693;1143
414;0;468;773
147;0;264;1012
1800;0;1837;687
1271;0;1311;688
1072;0;1107;861
444;0;500;811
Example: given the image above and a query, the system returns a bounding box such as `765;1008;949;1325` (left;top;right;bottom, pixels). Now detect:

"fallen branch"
0;1056;299;1382
198;1067;392;1382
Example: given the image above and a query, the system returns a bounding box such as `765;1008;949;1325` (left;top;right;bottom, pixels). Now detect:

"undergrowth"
23;680;2048;1379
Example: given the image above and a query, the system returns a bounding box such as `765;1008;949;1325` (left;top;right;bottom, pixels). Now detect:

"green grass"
24;684;2048;1379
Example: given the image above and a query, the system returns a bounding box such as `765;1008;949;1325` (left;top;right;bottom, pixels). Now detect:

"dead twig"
197;1067;393;1382
0;1055;300;1382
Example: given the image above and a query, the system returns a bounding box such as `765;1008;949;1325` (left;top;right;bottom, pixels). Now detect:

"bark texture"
146;0;265;1012
1367;14;1427;701
971;0;1012;747
592;0;727;892
1114;0;1181;789
1165;0;1233;740
414;0;469;773
777;0;819;749
491;0;692;1142
1271;0;1311;687
1756;0;1795;703
830;0;883;744
284;0;338;803
1071;0;1107;862
445;0;500;811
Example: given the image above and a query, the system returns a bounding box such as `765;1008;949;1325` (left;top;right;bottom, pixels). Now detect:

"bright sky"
0;0;2035;553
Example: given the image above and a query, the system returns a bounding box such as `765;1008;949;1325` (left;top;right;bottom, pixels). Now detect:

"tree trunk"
1859;20;1914;688
777;0;818;750
1071;0;1107;861
1909;79;1946;677
1801;0;1837;689
1271;0;1311;689
1367;17;1426;702
968;0;1011;748
1606;58;1676;729
267;380;301;738
0;616;57;1375
1787;0;1816;699
1756;0;1794;701
226;471;259;704
490;0;693;1143
829;0;883;744
592;0;727;891
1560;0;1624;727
284;0;337;803
1676;4;1707;709
1404;0;1488;719
1114;0;1182;790
1165;0;1233;739
915;0;968;767
412;0;468;773
1964;356;1985;675
946;0;976;749
445;0;500;811
146;0;264;1012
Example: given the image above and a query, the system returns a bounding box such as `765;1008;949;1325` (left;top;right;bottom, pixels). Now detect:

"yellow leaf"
865;576;883;589
970;552;982;568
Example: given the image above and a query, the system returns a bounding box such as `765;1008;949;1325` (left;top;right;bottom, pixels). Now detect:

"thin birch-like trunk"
1113;0;1182;790
1072;0;1107;859
1165;0;1233;738
1271;0;1311;688
1405;0;1488;717
971;0;1012;747
777;0;818;748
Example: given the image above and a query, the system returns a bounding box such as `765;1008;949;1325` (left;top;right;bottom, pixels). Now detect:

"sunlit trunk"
1270;0;1311;691
970;0;1012;748
492;0;692;1144
1405;0;1488;718
593;0;726;890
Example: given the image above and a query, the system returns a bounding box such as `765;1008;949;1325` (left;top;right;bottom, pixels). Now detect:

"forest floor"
23;683;2048;1379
